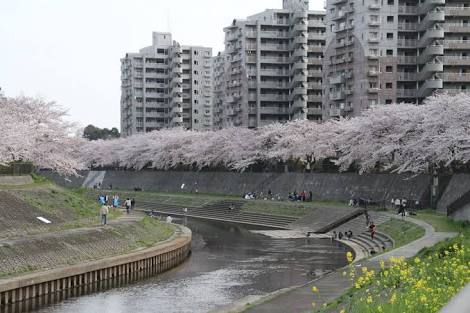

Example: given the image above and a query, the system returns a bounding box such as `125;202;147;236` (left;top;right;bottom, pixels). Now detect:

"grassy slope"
377;219;426;248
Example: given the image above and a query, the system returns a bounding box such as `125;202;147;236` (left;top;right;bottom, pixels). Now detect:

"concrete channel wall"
41;170;432;205
0;225;191;306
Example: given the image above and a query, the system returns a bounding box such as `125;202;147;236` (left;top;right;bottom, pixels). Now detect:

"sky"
0;0;324;130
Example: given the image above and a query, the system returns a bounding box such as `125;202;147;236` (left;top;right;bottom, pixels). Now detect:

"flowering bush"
315;235;470;313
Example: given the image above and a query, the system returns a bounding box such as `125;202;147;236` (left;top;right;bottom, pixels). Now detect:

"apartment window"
194;80;199;85
194;99;199;104
194;109;199;114
194;119;199;124
194;70;199;75
387;16;394;23
386;99;392;104
194;51;198;55
387;0;394;4
369;48;378;56
194;90;199;94
194;60;198;65
387;33;394;39
386;66;393;72
386;82;393;89
386;49;393;56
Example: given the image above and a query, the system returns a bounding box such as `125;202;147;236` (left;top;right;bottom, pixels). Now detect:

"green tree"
83;125;120;141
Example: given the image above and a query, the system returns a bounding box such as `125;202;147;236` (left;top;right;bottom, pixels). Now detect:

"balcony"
260;56;290;64
369;3;380;10
396;89;417;98
308;45;323;53
329;108;341;117
397;72;418;81
398;22;417;31
445;6;470;16
259;94;289;102
308;70;322;77
368;37;380;44
171;86;183;95
368;19;380;27
308;82;322;89
308;33;326;41
259;107;290;115
398;5;418;14
368;70;379;77
444;40;470;49
260;44;290;51
398;56;417;65
330;91;345;100
308;20;325;28
329;75;345;85
308;58;322;65
307;107;323;115
398;38;417;48
444;23;470;33
307;95;322;102
260;69;290;76
443;56;470;66
367;88;380;93
332;11;346;21
442;89;470;95
439;73;470;82
418;79;443;97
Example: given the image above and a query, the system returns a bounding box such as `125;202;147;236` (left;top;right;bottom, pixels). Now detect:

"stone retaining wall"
0;176;33;186
0;224;191;306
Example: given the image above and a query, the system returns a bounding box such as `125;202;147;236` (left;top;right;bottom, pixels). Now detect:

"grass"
377;219;425;249
413;209;469;232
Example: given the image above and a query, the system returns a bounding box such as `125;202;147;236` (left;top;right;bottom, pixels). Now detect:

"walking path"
236;215;458;313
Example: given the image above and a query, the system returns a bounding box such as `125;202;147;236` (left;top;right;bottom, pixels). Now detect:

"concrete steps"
138;200;298;229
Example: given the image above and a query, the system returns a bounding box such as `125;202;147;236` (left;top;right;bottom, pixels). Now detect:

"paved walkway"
240;215;458;313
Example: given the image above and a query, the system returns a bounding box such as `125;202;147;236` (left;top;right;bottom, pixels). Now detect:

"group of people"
332;230;354;240
288;190;313;202
98;194;135;225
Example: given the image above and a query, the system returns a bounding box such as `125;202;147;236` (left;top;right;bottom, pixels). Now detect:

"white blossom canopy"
81;93;470;175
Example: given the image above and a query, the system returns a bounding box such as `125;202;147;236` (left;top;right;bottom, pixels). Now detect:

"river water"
32;218;349;313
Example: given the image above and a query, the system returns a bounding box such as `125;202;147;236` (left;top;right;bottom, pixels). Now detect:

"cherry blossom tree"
0;96;85;176
80;93;470;175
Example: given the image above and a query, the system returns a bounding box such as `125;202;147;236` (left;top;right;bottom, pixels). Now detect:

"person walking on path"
369;221;376;240
131;198;136;209
100;205;109;225
125;198;132;214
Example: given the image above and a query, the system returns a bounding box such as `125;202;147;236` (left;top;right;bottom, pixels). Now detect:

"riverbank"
0;179;193;309
232;212;460;313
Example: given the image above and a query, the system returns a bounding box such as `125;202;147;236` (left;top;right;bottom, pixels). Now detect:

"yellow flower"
346;251;353;263
339;309;346;313
312;286;319;293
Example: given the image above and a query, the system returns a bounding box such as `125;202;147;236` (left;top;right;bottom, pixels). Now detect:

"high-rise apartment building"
323;0;470;119
121;32;213;137
213;0;326;129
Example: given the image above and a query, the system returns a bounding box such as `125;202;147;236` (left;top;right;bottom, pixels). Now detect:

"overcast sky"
0;0;324;130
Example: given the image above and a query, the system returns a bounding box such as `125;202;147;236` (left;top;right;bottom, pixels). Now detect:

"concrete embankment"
0;224;191;306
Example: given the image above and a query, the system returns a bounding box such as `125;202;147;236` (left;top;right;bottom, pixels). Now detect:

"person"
349;199;354;206
415;200;420;210
348;230;353;239
124;198;132;214
166;215;173;223
390;198;394;209
113;195;120;208
338;231;343;240
309;191;313;202
100;204;109;225
109;184;113;190
332;230;337;240
364;210;371;226
369;222;376;240
394;198;401;210
183;207;188;214
131;198;135;209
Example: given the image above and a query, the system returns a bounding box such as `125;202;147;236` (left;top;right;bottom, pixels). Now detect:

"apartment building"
213;0;326;129
121;32;213;137
323;0;470;119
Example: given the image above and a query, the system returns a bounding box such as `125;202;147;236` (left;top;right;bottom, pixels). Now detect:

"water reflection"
2;218;350;313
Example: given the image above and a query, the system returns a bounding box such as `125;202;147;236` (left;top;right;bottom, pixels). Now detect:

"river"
32;218;349;313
